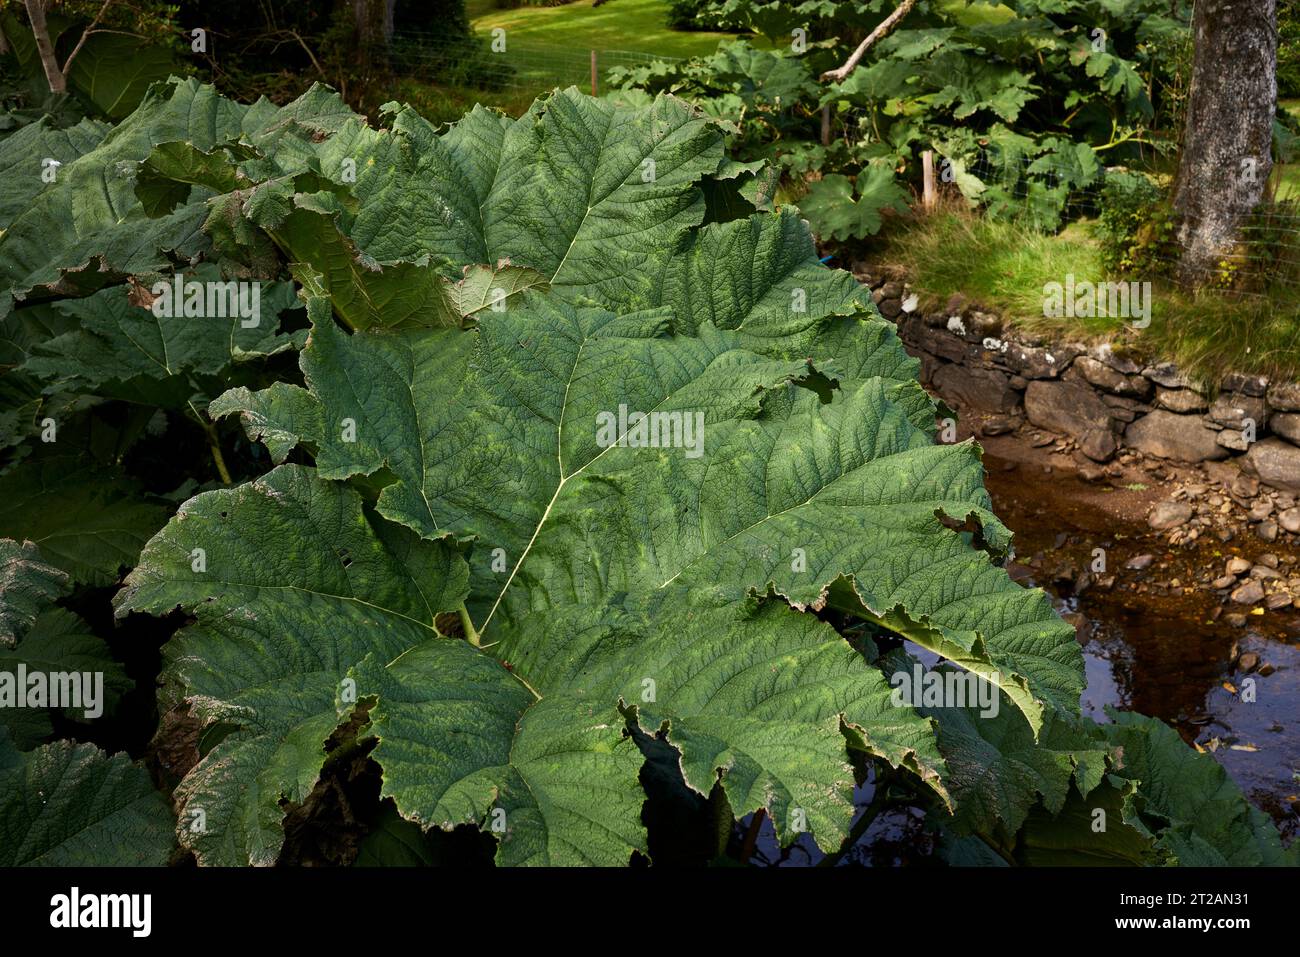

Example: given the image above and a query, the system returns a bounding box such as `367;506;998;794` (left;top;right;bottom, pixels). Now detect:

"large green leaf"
20;271;301;407
115;464;649;865
0;78;352;315
0;604;130;748
1099;711;1299;866
0;733;174;865
797;167;912;241
0;538;67;646
214;293;1080;729
0;456;169;586
0;116;110;228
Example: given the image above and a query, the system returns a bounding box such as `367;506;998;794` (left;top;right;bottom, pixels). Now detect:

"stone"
1237;652;1260;673
1143;362;1196;389
1266;593;1293;610
1156;386;1209;414
916;351;943;388
1256;521;1279;542
980;414;1020;436
1279;507;1300;533
878;297;902;319
880;281;904;300
1126;554;1156;570
1267;381;1300;411
1079;427;1117;462
1241;438;1300;493
931;364;1021;414
1270;412;1300;445
1211;575;1238;589
1089;343;1142;375
901;294;919;313
1206;393;1268;431
1230;579;1265;604
1227;557;1253;576
1216;430;1251;452
944;292;969;317
1221;372;1269;397
1001;342;1076;379
1074;356;1153;399
1024;379;1114;440
1125;411;1231;464
969;311;1002;339
1009;375;1028;390
1148;500;1192;530
1250;564;1283;579
1232;474;1260;498
925;328;974;364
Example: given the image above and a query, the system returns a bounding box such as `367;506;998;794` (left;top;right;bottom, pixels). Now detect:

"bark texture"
1172;0;1277;285
24;0;66;94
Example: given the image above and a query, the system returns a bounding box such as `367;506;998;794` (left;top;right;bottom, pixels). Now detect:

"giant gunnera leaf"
105;84;1293;868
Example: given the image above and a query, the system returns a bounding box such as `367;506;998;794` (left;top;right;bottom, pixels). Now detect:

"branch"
60;0;113;78
264;29;326;77
820;0;919;84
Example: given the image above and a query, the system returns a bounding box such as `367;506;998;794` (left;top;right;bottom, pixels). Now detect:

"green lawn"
467;0;742;58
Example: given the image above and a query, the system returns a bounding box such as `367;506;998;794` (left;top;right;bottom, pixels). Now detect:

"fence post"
591;50;597;96
922;150;936;210
820;105;830;146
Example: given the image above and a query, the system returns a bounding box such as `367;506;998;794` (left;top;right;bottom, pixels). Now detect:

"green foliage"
0;6;179;121
616;0;1190;239
0;78;1293;867
1095;170;1172;275
0;729;174;865
1281;0;1300;99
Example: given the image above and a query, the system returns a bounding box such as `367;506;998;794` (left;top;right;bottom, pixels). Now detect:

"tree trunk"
24;0;67;94
1172;0;1277;286
352;0;391;67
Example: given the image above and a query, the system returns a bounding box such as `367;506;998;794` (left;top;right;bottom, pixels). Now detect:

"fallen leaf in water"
1222;681;1237;694
1229;744;1259;752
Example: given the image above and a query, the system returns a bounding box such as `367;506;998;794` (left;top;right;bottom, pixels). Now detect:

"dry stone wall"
860;271;1300;504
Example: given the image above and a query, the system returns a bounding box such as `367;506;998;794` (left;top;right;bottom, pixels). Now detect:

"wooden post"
821;105;830;146
591;50;597;96
922;150;936;210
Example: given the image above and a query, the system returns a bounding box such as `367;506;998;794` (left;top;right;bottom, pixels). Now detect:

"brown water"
984;454;1300;843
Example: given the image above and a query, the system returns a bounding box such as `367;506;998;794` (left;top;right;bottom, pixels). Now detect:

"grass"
466;0;743;58
874;207;1300;384
392;0;747;114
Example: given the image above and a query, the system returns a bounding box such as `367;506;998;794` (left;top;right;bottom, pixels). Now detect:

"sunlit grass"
873;207;1300;384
